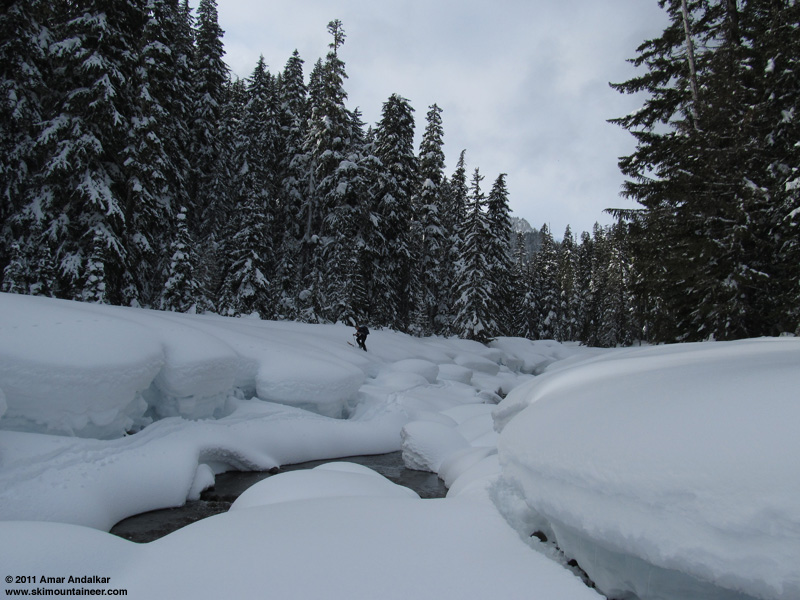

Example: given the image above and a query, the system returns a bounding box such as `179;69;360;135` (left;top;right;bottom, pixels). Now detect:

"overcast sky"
197;1;670;237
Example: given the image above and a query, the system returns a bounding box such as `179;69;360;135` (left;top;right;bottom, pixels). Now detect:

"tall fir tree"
298;19;359;323
439;150;469;335
414;104;448;336
122;0;191;305
0;0;49;276
510;241;539;339
575;229;596;343
452;169;498;343
596;223;635;347
485;173;514;335
371;93;417;330
160;206;202;312
534;224;560;340
217;57;278;318
274;50;309;319
187;0;229;243
28;0;149;303
741;1;800;333
216;193;273;317
611;0;800;340
557;225;579;341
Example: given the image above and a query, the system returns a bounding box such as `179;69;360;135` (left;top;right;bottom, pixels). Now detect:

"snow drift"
2;292;797;600
495;338;800;600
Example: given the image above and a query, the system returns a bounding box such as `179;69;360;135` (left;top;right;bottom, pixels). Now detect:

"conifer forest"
1;0;798;346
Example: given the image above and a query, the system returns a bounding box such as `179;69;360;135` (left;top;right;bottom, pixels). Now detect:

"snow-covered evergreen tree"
217;194;273;318
413;104;447;336
0;0;49;279
371;93;417;330
452;169;498;343
612;0;800;341
534;224;560;340
274;50;309;320
743;1;800;334
438;150;469;336
509;241;538;339
216;57;278;318
30;0;148;303
485;173;514;336
122;0;190;305
83;230;110;304
187;0;229;243
160;206;201;312
557;225;579;341
296;20;359;323
596;223;634;347
575;229;595;343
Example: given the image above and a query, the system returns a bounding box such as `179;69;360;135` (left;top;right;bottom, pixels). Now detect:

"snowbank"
0;294;164;437
0;294;562;436
0;399;408;530
495;338;800;600
17;292;796;599
0;466;602;600
230;462;419;509
1;292;571;530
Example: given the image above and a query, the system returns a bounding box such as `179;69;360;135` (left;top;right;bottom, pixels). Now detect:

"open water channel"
110;452;447;543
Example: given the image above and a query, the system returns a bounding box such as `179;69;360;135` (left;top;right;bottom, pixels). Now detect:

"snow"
0;293;164;437
229;462;420;509
1;292;797;600
494;338;800;600
0;495;600;600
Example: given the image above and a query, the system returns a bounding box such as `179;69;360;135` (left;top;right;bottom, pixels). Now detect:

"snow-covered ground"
1;292;798;600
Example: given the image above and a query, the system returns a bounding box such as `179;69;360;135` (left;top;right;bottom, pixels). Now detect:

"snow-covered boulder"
400;420;470;472
437;363;473;384
230;462;418;510
439;446;497;488
454;353;500;375
256;350;364;418
121;312;240;420
388;358;439;383
0;294;164;437
496;338;800;600
490;337;592;374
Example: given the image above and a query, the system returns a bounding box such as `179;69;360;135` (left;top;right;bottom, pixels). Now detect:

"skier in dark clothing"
354;325;369;351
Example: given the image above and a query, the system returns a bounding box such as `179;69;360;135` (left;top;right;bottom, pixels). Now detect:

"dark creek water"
110;452;447;543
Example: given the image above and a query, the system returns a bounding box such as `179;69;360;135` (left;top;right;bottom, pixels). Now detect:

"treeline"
6;1;793;347
0;0;637;346
611;0;800;341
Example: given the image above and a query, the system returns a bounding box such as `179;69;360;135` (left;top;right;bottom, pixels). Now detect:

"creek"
110;451;446;543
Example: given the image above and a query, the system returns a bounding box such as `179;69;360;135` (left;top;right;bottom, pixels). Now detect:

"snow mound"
388;358;439;383
125;312;240;420
0;294;164;437
496;338;800;600
454;353;500;375
230;462;418;510
437;363;473;384
447;454;501;500
439;446;497;488
490;337;593;374
400;420;470;472
256;350;364;418
442;403;496;424
0;496;603;600
0;401;407;530
372;370;430;392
